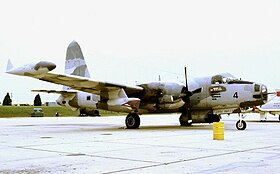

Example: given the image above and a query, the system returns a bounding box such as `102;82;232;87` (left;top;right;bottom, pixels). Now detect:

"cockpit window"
211;75;223;84
254;84;260;92
211;73;253;85
211;74;236;84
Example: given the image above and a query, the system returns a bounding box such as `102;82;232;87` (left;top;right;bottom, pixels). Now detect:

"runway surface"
1;114;280;174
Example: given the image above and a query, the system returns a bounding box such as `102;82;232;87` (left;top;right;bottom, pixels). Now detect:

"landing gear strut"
236;114;247;130
125;113;140;129
212;114;221;122
207;114;221;123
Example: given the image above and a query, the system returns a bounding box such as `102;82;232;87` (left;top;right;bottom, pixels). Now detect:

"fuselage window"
87;96;91;101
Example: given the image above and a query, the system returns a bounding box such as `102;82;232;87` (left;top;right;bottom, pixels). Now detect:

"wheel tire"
179;115;192;126
236;120;247;130
125;113;140;129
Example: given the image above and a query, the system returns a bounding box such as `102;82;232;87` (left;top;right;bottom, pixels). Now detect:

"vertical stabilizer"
63;41;91;90
65;41;91;78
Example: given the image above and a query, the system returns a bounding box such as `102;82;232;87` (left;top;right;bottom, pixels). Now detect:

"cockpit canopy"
211;73;253;85
211;73;238;84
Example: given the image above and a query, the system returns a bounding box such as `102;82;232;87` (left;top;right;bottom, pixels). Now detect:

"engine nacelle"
159;95;174;103
140;99;184;111
98;98;140;113
138;81;185;103
158;99;185;110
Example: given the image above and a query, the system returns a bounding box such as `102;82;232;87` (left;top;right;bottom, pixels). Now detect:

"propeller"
180;67;202;125
183;67;192;123
180;67;202;102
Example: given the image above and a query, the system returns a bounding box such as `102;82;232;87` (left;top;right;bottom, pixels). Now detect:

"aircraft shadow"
246;120;280;123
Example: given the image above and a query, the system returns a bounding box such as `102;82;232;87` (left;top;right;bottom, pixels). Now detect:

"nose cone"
252;84;268;104
34;61;56;71
240;83;268;108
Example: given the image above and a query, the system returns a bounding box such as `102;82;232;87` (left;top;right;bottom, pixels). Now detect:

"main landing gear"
179;113;192;126
125;113;140;129
236;113;247;130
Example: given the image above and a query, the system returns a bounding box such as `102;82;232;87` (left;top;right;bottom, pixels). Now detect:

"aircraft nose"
253;83;268;104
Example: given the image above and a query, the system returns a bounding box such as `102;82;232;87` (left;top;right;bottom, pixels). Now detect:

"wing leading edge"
31;72;143;99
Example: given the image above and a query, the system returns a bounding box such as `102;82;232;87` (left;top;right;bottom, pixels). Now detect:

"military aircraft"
6;41;268;130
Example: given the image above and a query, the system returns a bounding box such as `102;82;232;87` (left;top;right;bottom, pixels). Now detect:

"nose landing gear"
236;114;247;130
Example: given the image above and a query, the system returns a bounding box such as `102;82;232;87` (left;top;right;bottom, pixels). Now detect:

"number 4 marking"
233;92;238;98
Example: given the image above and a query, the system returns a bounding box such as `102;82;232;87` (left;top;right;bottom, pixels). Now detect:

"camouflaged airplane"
6;41;268;130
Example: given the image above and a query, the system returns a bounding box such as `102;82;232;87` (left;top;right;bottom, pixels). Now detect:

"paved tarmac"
0;113;280;174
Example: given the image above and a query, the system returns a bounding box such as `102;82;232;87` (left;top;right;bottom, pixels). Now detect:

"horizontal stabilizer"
32;89;77;94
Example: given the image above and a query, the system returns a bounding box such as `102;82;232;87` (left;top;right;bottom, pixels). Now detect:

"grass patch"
0;106;125;118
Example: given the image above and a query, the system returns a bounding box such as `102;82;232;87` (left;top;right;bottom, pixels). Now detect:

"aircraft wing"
31;72;144;98
6;60;143;101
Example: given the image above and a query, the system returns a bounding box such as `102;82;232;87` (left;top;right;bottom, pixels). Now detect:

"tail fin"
6;59;13;72
65;41;91;78
63;41;91;90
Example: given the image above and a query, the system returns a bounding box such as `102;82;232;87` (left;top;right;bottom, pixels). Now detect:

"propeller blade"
182;66;192;124
184;66;189;92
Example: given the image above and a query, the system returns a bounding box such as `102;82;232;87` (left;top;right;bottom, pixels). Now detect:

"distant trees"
2;93;12;106
34;94;42;106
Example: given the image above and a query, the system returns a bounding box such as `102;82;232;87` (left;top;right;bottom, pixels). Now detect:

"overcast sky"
1;0;280;104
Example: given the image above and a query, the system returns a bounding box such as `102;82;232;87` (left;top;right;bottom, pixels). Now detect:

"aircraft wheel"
179;115;192;126
236;120;247;130
125;113;140;129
